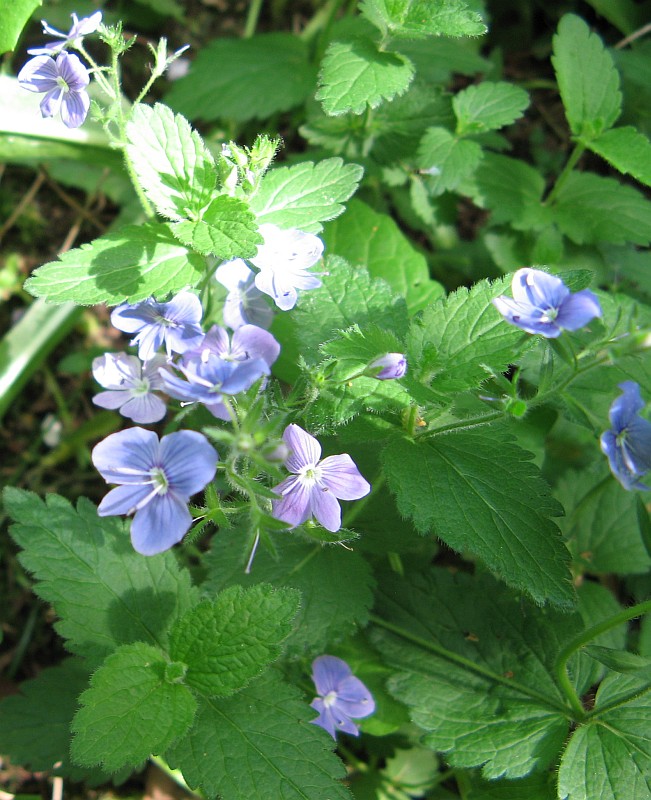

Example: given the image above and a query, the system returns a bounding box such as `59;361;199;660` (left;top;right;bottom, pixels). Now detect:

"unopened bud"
369;353;407;380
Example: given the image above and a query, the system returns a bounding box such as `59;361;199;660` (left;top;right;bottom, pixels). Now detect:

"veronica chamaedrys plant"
600;382;651;491
310;655;375;739
271;424;370;532
251;224;324;311
92;427;218;555
369;353;408;380
92;352;171;424
492;268;602;337
27;10;103;55
215;259;274;330
182;324;280;369
111;292;205;360
17;52;91;128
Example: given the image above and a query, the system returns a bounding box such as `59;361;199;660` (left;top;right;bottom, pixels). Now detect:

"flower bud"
369;353;407;380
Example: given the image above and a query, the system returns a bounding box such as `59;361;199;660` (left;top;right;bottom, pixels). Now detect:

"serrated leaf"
169;195;261;258
551;14;621;138
3;489;199;664
0;0;41;55
552;171;651;246
584;646;651;676
251;158;363;233
316;37;414;116
558;673;651;800
0;658;90;771
169;585;300;696
204;530;375;655
361;0;485;39
453;82;530;134
382;434;575;607
587;126;651;188
71;643;197;772
24;221;205;305
372;569;579;779
125;103;216;221
322;199;444;313
408;277;532;393
166;672;352;800
417;126;483;195
165;34;315;122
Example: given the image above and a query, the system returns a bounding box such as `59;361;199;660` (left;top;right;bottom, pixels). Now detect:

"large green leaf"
382;434;575;607
125;103;216;221
551;14;621;138
24;221;206;305
165;34;315;122
251;158;363;233
361;0;485;39
416;126;483;195
166;672;352;800
316;37;414;116
453;81;530;134
322;199;443;313
3;489;199;664
587;126;651;188
0;0;41;54
71;643;197;771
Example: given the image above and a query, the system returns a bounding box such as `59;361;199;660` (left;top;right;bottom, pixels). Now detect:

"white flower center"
323;690;338;708
131;377;150;396
298;465;322;486
149;466;169;495
539;306;559;323
56;75;70;92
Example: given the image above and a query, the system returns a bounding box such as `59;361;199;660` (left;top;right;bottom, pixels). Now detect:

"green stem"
544;142;585;206
419;410;504;439
76;43;116;99
370;614;573;716
243;0;264;38
554;599;651;720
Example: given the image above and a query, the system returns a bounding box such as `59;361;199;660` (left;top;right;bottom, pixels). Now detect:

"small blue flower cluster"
18;12;102;128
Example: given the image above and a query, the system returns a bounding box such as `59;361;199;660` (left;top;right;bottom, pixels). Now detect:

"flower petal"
130;492;193;555
319;454;371;500
310;485;342;531
309;700;338;739
92;427;159;484
511;268;568;309
17;55;58;92
92;389;128;410
60;89;90;128
230;325;280;366
97;484;152;516
159;430;218;497
335;675;376;718
119;393;167;424
556;289;602;331
609;382;645;432
220;357;269;394
283;424;321;472
271;475;312;528
312;655;352;695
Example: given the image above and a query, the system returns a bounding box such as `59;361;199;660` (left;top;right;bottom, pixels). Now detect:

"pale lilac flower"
161;352;270;420
111;292;204;361
182;324;280;369
310;655;375;739
370;353;407;380
271;424;370;532
492;268;602;337
28;11;103;55
92;352;171;424
215;259;274;330
92;427;218;555
251;224;324;311
600;382;651;491
18;52;90;128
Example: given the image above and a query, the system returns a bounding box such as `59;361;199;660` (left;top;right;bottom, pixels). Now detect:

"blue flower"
92;427;218;555
18;52;90;128
492;268;602;337
92;352;171;424
370;353;407;380
111;292;204;361
271;424;370;532
182;324;280;370
215;259;274;330
310;655;375;739
28;11;102;55
600;382;651;491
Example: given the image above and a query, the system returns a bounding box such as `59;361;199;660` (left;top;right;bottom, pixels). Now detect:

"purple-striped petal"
283;424;321;471
312;655;352;695
60;89;90;128
158;430;218;497
310;486;342;532
230;325;280;366
119;393;167;424
92;390;129;410
319;454;371;500
130;492;193;555
97;484;152;516
555;289;602;331
271;475;312;528
92;427;160;484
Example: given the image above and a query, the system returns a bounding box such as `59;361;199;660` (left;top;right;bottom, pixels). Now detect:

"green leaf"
583;646;651;676
551;14;621;138
417;126;483;195
169;195;262;258
169;585;300;696
453;82;530;134
165;34;315;122
3;489;200;664
556;468;651;575
125;103;216;221
552;171;651;246
316;37;414;117
24;221;205;305
558;673;651;800
251;158;363;233
322;199;444;313
372;569;579;778
466;773;557;799
166;672;352;800
360;0;486;39
204;530;375;656
407;277;532;393
587;126;651;188
0;658;90;772
0;0;41;55
382;434;575;607
132;0;184;20
71;643;197;771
